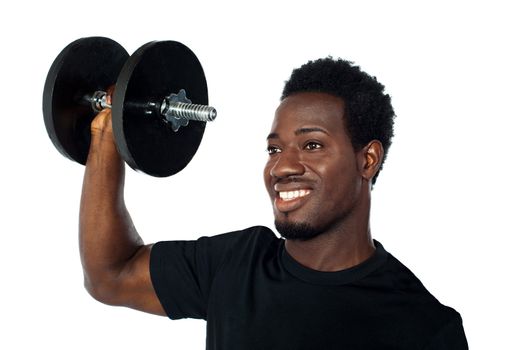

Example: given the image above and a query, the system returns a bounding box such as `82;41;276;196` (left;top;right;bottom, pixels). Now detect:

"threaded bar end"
169;102;217;122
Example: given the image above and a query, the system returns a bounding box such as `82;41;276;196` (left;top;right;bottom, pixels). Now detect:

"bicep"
115;244;167;316
118;232;243;320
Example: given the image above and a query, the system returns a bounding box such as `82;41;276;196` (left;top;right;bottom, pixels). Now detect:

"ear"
357;140;384;182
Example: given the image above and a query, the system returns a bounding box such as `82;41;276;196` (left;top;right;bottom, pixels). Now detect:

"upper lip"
273;179;314;193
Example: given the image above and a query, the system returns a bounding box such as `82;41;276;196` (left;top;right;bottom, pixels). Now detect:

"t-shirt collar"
281;240;388;286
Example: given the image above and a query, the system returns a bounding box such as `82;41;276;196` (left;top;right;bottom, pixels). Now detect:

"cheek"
263;163;273;194
321;159;360;198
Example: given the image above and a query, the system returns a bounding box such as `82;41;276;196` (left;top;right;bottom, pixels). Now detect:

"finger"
106;85;116;105
91;108;113;132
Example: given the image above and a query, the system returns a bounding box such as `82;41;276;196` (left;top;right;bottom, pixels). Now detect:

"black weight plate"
43;37;129;164
112;41;208;177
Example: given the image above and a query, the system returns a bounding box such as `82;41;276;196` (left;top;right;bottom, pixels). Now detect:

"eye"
304;141;323;151
267;145;281;155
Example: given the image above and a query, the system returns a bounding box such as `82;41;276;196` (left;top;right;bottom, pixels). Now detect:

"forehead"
270;92;346;134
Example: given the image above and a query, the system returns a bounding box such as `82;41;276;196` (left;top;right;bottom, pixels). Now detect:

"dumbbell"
43;37;217;177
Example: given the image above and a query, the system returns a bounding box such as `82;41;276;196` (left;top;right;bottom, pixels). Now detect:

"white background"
1;1;517;348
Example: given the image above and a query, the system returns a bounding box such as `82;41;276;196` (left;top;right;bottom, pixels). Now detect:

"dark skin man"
78;57;467;349
80;91;381;312
265;92;381;271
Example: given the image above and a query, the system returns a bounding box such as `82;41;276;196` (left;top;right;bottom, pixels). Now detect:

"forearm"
79;128;144;301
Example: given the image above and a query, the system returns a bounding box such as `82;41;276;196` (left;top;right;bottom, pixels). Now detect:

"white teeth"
279;189;310;201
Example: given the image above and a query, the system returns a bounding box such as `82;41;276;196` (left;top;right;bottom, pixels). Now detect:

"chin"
274;219;324;241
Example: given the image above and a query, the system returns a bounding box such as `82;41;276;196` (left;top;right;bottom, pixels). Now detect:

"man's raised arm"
79;108;165;316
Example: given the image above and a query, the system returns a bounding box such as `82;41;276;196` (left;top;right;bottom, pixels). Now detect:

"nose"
269;149;305;179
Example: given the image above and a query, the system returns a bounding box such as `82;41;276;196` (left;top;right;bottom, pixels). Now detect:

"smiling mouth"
274;189;311;213
278;189;311;201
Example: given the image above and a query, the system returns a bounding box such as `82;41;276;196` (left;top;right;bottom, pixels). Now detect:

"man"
80;58;468;349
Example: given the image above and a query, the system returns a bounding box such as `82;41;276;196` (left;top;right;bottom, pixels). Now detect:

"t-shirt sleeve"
150;231;241;320
423;313;469;350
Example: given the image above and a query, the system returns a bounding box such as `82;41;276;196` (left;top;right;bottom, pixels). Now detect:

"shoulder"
197;225;278;248
153;225;277;250
423;311;468;349
205;225;281;261
152;226;280;267
383;251;454;309
374;247;466;345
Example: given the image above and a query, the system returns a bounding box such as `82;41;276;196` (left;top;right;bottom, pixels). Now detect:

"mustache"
275;176;307;184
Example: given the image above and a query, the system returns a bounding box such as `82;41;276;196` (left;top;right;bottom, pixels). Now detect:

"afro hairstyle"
281;57;395;185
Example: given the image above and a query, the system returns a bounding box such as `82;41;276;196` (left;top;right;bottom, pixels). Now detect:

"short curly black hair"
282;57;395;185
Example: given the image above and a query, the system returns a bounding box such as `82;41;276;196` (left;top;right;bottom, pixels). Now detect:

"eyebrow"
266;127;329;140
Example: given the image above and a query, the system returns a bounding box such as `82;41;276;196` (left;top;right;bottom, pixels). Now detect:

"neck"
284;188;375;272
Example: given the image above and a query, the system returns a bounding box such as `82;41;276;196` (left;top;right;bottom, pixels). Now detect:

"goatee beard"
275;220;323;241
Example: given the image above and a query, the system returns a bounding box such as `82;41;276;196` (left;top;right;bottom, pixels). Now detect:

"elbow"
83;277;121;306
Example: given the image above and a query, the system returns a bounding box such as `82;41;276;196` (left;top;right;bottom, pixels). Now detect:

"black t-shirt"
150;226;468;349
